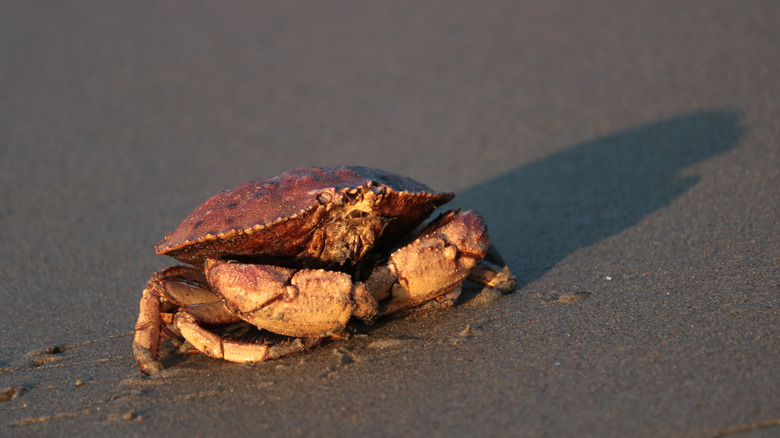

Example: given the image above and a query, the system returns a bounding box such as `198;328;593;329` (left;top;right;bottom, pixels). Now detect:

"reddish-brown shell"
157;166;454;268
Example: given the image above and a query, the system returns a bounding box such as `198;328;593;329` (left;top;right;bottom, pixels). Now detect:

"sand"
1;1;778;436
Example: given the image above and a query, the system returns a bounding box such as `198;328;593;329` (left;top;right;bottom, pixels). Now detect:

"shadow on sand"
452;110;744;286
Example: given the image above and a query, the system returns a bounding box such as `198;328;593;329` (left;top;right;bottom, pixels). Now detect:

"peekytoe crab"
133;166;515;374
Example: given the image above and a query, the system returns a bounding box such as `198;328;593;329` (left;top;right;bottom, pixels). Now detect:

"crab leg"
473;242;517;291
173;310;323;363
133;283;167;374
468;259;517;293
133;266;233;375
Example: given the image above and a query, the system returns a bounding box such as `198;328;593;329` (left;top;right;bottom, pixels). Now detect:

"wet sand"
1;1;778;436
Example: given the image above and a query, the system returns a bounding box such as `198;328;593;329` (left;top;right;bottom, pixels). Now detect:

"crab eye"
316;190;333;205
369;182;387;195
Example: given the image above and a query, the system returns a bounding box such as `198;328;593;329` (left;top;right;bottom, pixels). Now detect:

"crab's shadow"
451;110;744;286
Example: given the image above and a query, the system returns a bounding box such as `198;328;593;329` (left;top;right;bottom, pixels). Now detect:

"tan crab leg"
468;259;517;293
368;209;491;316
467;242;517;292
133;266;224;375
174;310;323;363
133;283;167;375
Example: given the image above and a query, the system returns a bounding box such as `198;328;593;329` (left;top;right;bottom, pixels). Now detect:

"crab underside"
133;167;515;375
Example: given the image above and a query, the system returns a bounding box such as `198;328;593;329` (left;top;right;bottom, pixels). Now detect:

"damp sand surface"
1;2;779;436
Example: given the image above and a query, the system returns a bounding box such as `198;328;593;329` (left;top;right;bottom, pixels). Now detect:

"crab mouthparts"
312;202;388;267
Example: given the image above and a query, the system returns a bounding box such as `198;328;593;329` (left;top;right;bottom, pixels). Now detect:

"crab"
133;166;515;374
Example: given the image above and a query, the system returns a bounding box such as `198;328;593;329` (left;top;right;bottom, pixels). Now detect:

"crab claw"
366;209;490;316
205;260;379;339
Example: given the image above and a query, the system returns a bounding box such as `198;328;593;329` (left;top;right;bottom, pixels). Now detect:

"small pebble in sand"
457;325;476;337
122;411;140;421
0;387;25;402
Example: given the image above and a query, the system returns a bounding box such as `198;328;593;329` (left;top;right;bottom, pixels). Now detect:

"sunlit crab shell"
156;166;454;269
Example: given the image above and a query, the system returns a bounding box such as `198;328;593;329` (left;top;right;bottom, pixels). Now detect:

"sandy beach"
1;1;778;436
